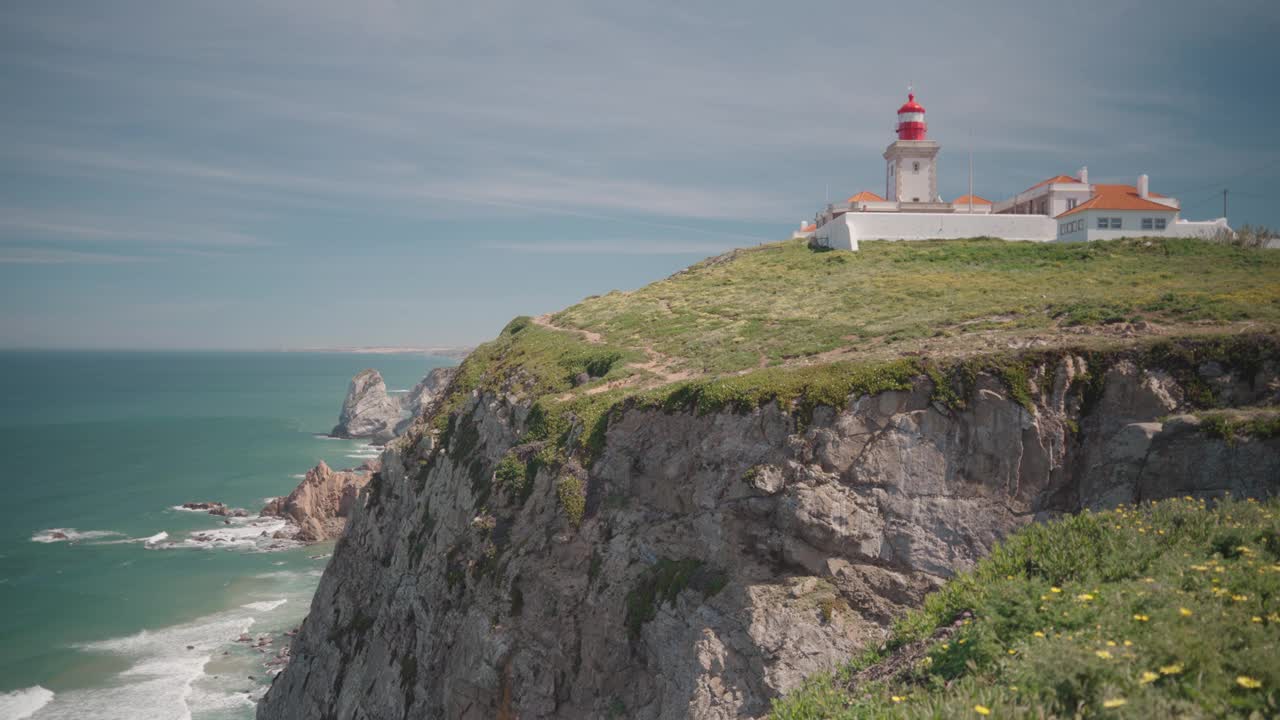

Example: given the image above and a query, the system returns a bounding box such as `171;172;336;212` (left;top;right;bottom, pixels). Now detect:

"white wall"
1047;187;1093;218
815;212;1057;250
1166;218;1231;239
1062;209;1178;242
894;158;933;203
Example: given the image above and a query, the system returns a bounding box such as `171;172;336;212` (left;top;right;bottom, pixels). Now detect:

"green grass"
770;497;1280;719
553;238;1280;375
1197;409;1280;447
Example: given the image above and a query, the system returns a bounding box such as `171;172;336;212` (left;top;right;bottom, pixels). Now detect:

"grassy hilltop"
433;237;1280;457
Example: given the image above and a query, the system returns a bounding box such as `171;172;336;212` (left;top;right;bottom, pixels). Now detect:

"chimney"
1137;174;1149;199
1078;166;1088;184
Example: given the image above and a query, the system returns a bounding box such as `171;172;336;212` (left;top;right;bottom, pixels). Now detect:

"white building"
811;91;1231;251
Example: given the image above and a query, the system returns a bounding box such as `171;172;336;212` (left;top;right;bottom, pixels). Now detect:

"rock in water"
330;369;400;440
395;366;458;434
260;460;377;542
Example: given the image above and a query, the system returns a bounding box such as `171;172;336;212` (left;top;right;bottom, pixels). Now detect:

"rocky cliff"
261;460;378;543
397;366;459;434
258;338;1280;719
332;369;401;442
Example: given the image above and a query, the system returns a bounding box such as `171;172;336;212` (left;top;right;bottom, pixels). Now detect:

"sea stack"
260;460;377;542
330;369;400;442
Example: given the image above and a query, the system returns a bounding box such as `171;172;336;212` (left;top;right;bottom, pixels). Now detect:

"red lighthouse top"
895;92;927;140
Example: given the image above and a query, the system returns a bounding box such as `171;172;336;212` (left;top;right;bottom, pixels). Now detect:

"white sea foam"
0;686;54;719
144;516;297;553
142;531;170;548
28;609;259;720
242;599;288;612
30;528;124;544
169;505;212;513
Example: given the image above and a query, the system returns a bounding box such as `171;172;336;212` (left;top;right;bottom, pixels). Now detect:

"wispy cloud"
0;247;154;264
485;239;740;256
0;209;265;248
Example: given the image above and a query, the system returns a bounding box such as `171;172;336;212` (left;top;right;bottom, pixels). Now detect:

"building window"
1142;218;1153;230
1097;217;1109;230
1155;218;1166;230
1067;198;1078;210
1111;217;1121;229
912;161;920;174
912;197;920;202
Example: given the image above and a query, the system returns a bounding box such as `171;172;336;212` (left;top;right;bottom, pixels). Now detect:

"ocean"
0;351;452;720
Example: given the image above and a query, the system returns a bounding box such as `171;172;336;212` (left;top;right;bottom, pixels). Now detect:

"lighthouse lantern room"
883;90;940;203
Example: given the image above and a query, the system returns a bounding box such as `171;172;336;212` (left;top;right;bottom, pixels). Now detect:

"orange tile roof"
1055;184;1178;218
801;223;816;232
952;194;992;205
1024;174;1082;193
847;190;885;203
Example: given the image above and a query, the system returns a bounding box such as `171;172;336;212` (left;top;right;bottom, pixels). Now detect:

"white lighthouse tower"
883;91;940;204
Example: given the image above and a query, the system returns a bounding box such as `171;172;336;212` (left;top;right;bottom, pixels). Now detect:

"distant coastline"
287;346;473;359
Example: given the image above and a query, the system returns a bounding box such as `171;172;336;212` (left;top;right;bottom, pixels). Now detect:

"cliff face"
258;350;1279;720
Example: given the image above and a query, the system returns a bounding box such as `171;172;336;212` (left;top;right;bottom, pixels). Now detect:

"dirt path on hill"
533;314;692;397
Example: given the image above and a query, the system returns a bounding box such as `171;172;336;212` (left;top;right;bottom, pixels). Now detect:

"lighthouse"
883;90;940;204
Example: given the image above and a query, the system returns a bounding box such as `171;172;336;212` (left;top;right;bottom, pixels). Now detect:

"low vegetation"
554;237;1280;376
770;497;1280;719
624;558;727;640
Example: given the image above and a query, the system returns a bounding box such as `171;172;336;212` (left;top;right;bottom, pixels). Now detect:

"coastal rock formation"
259;348;1280;720
396;366;458;433
260;460;378;543
330;369;400;442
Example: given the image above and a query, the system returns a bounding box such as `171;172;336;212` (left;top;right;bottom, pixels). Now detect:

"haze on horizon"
1;0;1277;351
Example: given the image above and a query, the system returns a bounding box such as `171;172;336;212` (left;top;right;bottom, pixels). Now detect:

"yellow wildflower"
1095;650;1113;660
1123;640;1133;647
1103;698;1127;709
1251;616;1263;623
1133;614;1149;622
1077;593;1094;602
1159;664;1183;675
974;705;992;716
1007;649;1017;655
1179;607;1193;617
1033;631;1046;638
1231;594;1248;602
891;695;904;703
1106;640;1116;647
1050;587;1062;593
1237;676;1262;689
1139;671;1159;684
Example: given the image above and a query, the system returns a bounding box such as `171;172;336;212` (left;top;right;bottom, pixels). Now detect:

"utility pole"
968;130;974;213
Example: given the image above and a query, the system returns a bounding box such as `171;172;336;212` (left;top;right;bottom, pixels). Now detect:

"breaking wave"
0;686;54;719
30;529;124;544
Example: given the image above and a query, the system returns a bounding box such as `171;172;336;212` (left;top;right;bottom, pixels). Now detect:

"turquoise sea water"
0;351;451;720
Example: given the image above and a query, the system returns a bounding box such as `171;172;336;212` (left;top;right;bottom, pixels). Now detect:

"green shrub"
625;558;727;640
556;475;586;528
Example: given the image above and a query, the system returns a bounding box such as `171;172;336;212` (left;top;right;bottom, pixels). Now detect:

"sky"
1;0;1278;350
